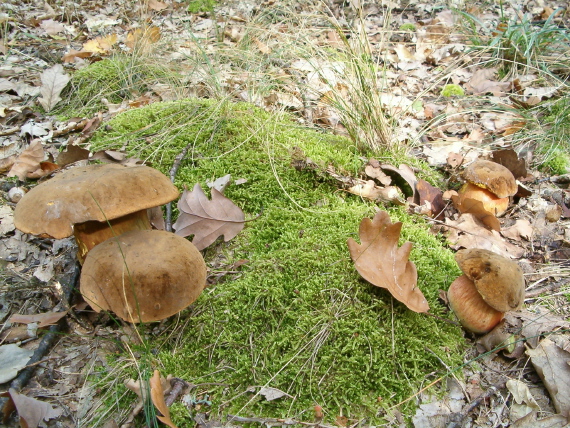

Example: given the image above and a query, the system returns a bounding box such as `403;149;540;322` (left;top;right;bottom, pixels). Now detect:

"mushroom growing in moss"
455;160;517;216
80;230;206;323
447;248;525;333
13;164;179;263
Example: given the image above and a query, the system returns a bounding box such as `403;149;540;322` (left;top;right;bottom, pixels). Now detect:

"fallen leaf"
347;211;429;313
347;180;404;205
445;214;524;258
507;379;540;421
148;0;168;11
7;139;45;180
416;179;445;219
27;161;60;179
82;34;118;54
173;184;245;251
501;219;534;241
526;338;570;418
38;64;70;112
206;174;232;193
9;311;67;328
364;159;392;186
0;344;34;383
0;205;15;236
447;152;464;168
491;149;527;179
125;27;160;51
40;19;66;35
380;164;417;199
150;370;178;428
511;412;568;428
258;386;292;401
465;68;511;96
512;308;570;348
56;144;90;166
1;389;62;428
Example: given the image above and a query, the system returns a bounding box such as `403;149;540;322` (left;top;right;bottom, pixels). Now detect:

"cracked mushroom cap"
463;160;517;198
455;248;525;312
80;230;207;323
14;164;179;239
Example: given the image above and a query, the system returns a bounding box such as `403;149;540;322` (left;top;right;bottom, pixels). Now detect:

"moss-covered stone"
90;98;464;424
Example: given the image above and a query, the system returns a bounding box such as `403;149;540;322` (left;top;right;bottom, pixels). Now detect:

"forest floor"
0;0;569;427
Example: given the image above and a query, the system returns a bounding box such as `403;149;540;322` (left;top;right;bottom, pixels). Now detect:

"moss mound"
90;98;464;424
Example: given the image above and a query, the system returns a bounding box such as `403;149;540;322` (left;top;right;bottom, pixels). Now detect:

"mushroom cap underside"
14;164;179;239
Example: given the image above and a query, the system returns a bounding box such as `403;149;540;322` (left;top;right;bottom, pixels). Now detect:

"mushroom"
80;229;206;323
447;248;525;333
456;160;517;216
13;164;178;263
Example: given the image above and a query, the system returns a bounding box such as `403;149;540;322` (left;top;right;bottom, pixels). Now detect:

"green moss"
58;56;176;117
440;84;465;98
187;0;216;14
541;148;570;175
399;23;417;32
90;98;465;424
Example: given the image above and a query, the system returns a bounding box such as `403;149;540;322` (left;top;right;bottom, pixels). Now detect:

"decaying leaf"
347;180;404;205
7;139;45;180
1;388;62;428
416;179;445;219
38;64;70;112
501;219;534;241
9;311;67;328
150;370;178;428
445;214;524;258
526;338;570;418
347;211;429;313
173;183;245;251
491;149;527;179
0;344;34;383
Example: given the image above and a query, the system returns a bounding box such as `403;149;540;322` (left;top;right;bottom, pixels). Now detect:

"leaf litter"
1;0;570;425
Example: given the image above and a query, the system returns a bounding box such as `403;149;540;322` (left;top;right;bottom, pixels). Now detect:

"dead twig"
525;278;570;299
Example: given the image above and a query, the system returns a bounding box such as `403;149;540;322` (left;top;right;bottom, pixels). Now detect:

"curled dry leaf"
7;139;45;180
1;388;62;428
347;211;429;313
173;183;245;251
150;370;178;428
9;311;67;328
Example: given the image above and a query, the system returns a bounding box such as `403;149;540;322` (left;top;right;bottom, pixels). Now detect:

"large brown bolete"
13;164;178;262
456;160;517;216
447;248;525;333
80;230;207;323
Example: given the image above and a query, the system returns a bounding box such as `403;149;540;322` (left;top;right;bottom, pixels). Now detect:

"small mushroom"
80;230;207;323
13;164;179;263
447;249;525;333
456;160;517;216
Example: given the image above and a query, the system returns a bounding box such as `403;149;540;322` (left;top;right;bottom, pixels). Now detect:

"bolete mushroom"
80;229;206;323
447;248;525;333
13;164;178;263
456;160;517;216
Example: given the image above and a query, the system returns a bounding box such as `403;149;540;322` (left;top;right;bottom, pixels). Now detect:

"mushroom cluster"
456;160;517;216
13;164;207;323
447;249;525;333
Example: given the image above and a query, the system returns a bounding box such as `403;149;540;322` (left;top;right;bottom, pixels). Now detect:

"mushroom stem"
74;209;151;264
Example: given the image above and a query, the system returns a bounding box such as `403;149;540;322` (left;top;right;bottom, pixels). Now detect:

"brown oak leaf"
173;183;245;250
150;370;178;428
347;211;429;313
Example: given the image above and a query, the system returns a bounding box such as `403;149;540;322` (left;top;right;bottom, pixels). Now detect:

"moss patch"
90;98;464;424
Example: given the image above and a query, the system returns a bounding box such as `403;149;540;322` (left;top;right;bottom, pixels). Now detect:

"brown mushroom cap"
14;164;179;239
463;160;517;198
80;230;206;323
455;248;525;312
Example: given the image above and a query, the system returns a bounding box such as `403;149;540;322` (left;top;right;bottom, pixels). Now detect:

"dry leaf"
173;183;245;251
0;344;34;383
150;370;178;428
491;149;527;179
501;219;534;241
465;68;511;96
1;388;62;428
148;0;168;11
526;338;570;418
347;211;429;313
365;159;392;185
56;144;90;166
9;311;67;328
445;214;524;258
380;164;417;199
347;180;404;205
126;27;161;51
416;179;445;219
82;34;118;54
7;139;45;180
38;64;70;112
